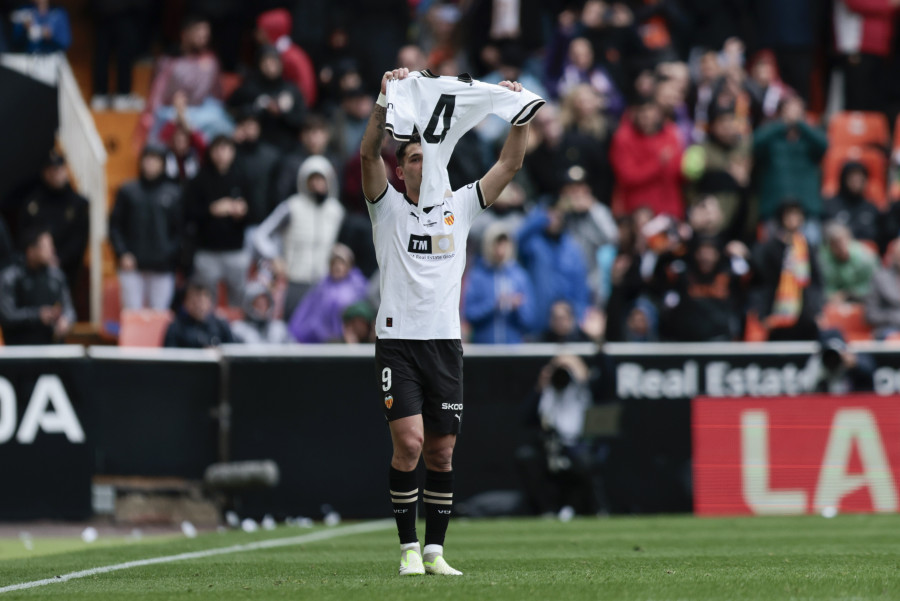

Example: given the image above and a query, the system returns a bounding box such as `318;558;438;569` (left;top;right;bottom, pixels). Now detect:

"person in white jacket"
254;155;345;318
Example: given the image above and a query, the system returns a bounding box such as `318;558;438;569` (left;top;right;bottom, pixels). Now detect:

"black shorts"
375;338;464;435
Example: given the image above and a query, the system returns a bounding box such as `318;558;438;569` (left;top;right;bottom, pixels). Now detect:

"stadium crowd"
3;0;900;347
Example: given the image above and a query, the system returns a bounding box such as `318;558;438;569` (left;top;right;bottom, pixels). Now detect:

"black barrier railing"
2;341;899;520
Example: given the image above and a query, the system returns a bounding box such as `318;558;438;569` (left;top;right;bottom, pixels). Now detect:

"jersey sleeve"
487;84;546;126
385;78;418;141
454;180;487;228
366;182;398;224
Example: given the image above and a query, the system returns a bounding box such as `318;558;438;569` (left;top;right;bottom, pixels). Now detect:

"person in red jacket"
255;9;317;108
610;97;684;218
833;0;900;112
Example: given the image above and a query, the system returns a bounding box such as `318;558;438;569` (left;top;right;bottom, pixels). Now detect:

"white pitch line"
0;519;393;595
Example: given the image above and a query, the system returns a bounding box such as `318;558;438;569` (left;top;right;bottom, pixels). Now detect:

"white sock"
401;542;420;553
423;544;443;557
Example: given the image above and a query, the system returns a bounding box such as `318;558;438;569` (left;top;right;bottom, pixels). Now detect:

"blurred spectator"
254;155;344;318
559;86;614;201
183;135;250;306
228;47;306;152
468;180;528;260
865;239;900;339
10;0;71;54
288;244;367;343
108;144;182;311
397;44;428;72
272;114;342;212
0;216;12;274
822;162;880;247
144;15;232;143
90;0;150;111
465;0;545;76
627;0;686;67
752;96;827;231
518;203;590;334
230;280;291;344
231;111;279;228
525;103;609;202
0;229;73;345
553;36;624;116
17;151;88;302
541;300;591;343
342;300;376;344
682;105;753;240
464;224;536;344
653;237;753;342
752;199;823;341
754;0;819;102
748;50;790;126
187;0;243;72
333;86;375;165
558;168;618;304
337;212;377;279
808;329;875;393
687;48;722;140
604;214;654;342
819;222;878;303
517;354;606;516
654;65;694;147
681;0;753;52
832;0;899;113
158;92;206;182
610;97;685;217
163;280;234;348
622;297;659;342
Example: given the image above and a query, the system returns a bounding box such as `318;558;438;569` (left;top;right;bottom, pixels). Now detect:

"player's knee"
393;432;424;468
423;445;453;471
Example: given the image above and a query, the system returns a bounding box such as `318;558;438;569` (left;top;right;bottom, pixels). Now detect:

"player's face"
397;144;423;192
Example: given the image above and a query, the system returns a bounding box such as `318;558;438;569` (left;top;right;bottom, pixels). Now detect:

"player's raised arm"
479;81;531;207
361;68;409;202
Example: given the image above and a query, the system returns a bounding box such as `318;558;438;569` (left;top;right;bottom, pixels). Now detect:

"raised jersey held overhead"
385;70;545;209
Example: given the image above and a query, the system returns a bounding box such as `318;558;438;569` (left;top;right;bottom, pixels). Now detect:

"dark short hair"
181;14;208;31
395;132;421;165
185;279;211;296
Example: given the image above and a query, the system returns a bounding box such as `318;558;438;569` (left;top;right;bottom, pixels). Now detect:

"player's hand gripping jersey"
369;70;544;340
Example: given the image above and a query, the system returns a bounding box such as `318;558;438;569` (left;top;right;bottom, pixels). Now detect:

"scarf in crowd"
767;233;810;328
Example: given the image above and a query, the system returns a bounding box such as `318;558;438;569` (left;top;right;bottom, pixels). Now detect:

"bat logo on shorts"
443;211;455;226
384;394;394;409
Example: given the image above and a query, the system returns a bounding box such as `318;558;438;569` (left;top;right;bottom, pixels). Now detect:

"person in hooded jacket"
254;155;345;318
288;244;367;343
16;151;89;312
255;8;317;107
108;144;182;310
464;223;536;344
230;280;291;344
183;135;251;306
822;161;880;248
228;47;306;153
232;110;280;227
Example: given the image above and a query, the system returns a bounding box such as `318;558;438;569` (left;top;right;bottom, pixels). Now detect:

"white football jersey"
367;181;485;340
385;70;544;210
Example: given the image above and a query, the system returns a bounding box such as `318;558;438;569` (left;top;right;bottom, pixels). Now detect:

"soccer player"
361;67;533;576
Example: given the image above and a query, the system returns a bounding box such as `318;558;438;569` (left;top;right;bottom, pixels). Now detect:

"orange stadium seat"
828;111;889;149
118;310;173;347
820;301;872;342
821;146;887;209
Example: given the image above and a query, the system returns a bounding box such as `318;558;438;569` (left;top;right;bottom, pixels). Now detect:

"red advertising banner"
693;395;900;516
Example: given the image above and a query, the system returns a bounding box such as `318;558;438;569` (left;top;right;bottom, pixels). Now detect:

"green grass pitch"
1;514;898;600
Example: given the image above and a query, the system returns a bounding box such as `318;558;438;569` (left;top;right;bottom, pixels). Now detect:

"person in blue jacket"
464;223;536;344
517;200;590;334
11;0;71;54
